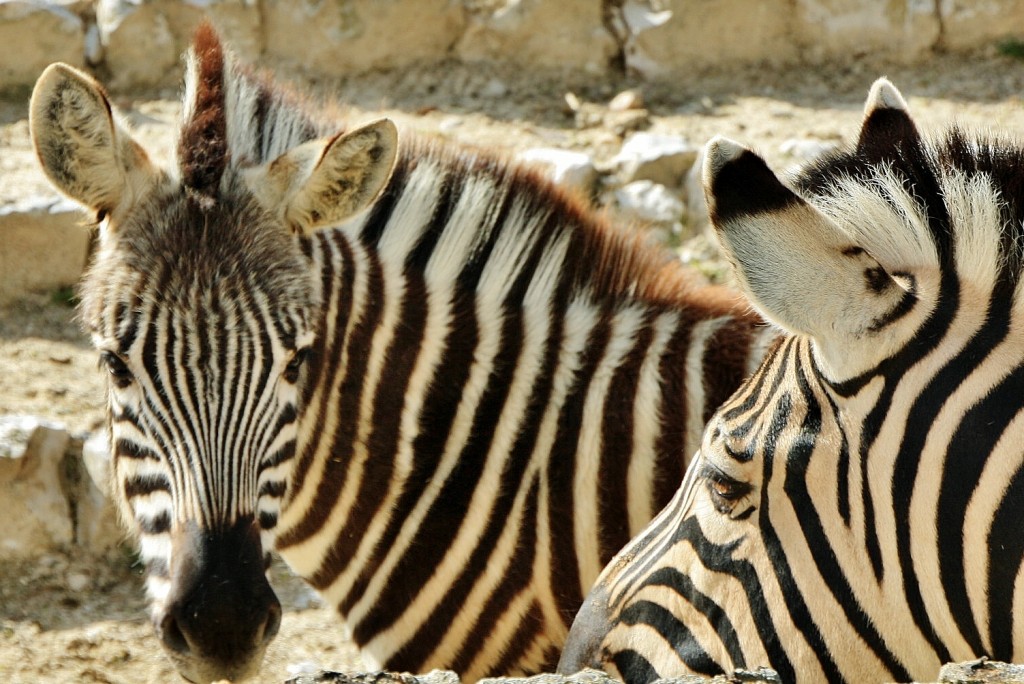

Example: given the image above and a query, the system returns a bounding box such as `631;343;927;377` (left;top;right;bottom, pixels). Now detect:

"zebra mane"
176;24;731;310
179;23;333;191
796;122;1024;287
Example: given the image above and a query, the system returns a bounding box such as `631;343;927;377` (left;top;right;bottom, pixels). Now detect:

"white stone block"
518;148;598;196
457;0;614;73
263;0;464;77
0;196;91;305
0;415;73;557
0;1;84;91
613;180;685;226
613;132;699;187
779;138;838;161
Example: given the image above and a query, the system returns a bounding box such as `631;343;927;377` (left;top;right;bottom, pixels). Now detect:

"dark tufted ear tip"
864;78;909;116
703;136;798;227
857;77;919;158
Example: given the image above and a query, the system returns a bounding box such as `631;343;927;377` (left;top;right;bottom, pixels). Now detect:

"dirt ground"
4;49;1024;683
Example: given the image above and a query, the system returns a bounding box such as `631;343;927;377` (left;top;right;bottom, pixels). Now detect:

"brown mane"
179;22;228;200
178;22;749;318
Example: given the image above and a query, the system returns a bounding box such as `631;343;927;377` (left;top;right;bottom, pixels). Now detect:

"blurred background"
3;1;1024;682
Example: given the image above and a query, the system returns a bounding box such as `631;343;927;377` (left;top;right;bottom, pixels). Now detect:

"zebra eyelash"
99;350;134;389
282;346;313;384
699;462;753;513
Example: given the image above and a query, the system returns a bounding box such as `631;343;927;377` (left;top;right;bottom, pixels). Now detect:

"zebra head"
561;79;1024;683
29;27;397;684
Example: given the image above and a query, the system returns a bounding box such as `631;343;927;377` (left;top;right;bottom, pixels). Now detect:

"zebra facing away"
559;78;1024;684
30;24;774;684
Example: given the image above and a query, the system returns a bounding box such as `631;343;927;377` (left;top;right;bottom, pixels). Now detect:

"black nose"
158;591;281;660
156;517;281;682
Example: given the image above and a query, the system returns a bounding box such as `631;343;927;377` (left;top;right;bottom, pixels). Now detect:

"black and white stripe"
73;27;775;681
560;79;1024;683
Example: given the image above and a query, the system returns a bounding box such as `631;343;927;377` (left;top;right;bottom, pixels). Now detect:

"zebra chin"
152;516;281;684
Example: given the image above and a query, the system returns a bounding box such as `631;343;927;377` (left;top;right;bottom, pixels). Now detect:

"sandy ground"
3;49;1024;683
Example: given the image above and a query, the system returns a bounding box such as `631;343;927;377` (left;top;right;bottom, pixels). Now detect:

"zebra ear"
857;78;920;160
30;63;158;222
244;119;398;233
703;136;905;342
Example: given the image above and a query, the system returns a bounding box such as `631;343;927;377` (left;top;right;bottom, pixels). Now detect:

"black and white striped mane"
177;23;734;312
794;118;1024;290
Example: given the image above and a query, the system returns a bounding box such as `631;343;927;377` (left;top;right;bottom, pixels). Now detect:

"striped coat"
30;24;774;683
560;78;1024;684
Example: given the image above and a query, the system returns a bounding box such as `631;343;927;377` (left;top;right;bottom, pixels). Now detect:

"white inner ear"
722;201;908;339
244;120;398;233
30;63;156;217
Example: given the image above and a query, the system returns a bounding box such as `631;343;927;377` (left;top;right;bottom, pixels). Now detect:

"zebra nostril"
158;612;191;655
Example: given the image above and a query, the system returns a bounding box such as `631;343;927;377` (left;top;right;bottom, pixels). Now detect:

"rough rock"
792;0;940;62
263;0;465;77
940;1;1024;52
283;668;789;684
613;132;699;187
778;138;838;161
285;670;461;684
97;0;262;90
73;431;123;552
0;415;74;556
480;670;621;684
626;0;796;76
458;0;614;74
608;89;644;112
0;196;91;305
937;658;1024;683
518;148;599;196
683;143;710;232
0;1;84;92
613;180;685;231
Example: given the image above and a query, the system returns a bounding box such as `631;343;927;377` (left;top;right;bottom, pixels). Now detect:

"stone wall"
2;0;1024;93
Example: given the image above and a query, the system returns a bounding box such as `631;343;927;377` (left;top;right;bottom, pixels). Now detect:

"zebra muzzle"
155;516;281;683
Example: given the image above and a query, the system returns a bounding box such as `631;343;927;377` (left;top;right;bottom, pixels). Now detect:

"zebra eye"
100;351;133;389
283;347;311;384
710;478;743;500
702;465;752;514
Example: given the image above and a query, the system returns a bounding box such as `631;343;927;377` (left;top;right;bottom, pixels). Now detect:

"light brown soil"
4;49;1024;683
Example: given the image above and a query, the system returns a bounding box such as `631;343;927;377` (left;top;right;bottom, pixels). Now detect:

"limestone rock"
626;0;795;75
518;148;598;196
0;416;74;557
613;132;699;187
614;180;685;226
97;0;262;90
97;0;178;89
0;196;91;305
614;180;685;225
608;89;644;112
793;0;940;62
778;138;838;162
0;2;84;92
74;431;123;552
285;670;460;684
480;670;619;684
457;0;614;74
263;0;465;77
684;143;709;232
940;1;1024;52
938;658;1024;683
